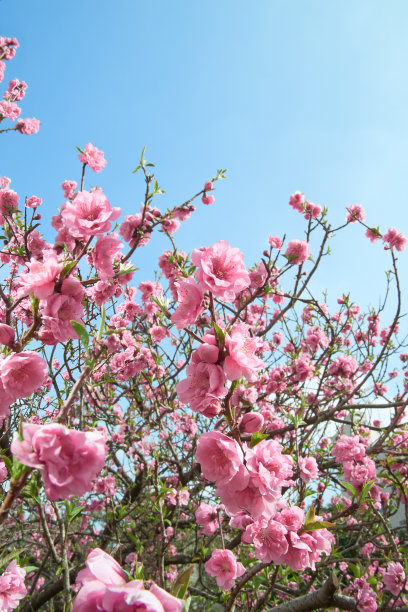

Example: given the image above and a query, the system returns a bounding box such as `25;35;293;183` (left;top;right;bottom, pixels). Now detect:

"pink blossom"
294;354;314;382
332;435;366;463
0;188;19;214
0;561;27;611
74;548;183;612
0;460;7;482
195;502;219;534
383;561;405;596
192;240;250;301
15;117;40;135
39;276;85;343
0;100;20;120
224;323;264;382
239;412;264;435
298;456;318;482
243;517;288;562
1;351;47;399
204;181;213;191
382;227;407;252
76;548;127;588
93;233;122;280
171;277;204;329
268;235;283;249
78;143;107;173
196;431;248;489
204;549;245;591
343;456;376;487
365;227;380;243
346;204;366;223
304;200;322;219
149;584;184;611
277;506;304;532
19;252;62;299
306;326;328;351
201;195;215;205
176;345;227;417
246;439;293;497
11;423;107;500
61;189;121;239
289;191;305;212
285;240;311;265
161;217;180;235
25;195;42;208
0;324;14;346
328;354;357;378
150;326;169;343
61;180;77;199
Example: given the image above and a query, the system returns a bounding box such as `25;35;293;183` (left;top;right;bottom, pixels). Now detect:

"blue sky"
1;0;407;313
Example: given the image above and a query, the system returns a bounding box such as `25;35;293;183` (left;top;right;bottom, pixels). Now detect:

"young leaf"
303;520;334;531
70;320;89;350
250;431;268;448
172;566;194;599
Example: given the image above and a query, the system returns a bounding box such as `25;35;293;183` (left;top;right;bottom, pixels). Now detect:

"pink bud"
239;412;264;434
204;181;213;191
201;195;215;205
0;323;15;346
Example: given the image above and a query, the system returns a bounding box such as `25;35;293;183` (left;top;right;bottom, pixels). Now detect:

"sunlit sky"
2;0;407;314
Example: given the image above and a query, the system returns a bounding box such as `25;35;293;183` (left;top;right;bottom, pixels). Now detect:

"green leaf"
132;165;141;174
61;260;78;278
250;431;268;448
76;146;85;154
348;562;361;578
303;520;334;531
305;504;315;525
0;548;26;571
70;321;89;350
359;479;375;503
183;597;192;612
23;565;39;573
342;481;357;498
213;322;225;347
172;566;194;599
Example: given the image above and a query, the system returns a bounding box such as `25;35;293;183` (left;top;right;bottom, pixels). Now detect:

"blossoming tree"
0;35;407;612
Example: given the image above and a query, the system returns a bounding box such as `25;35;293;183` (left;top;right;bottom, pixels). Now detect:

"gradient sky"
1;0;407;314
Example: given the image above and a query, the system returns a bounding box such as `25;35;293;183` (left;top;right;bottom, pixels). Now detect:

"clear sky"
1;0;407;313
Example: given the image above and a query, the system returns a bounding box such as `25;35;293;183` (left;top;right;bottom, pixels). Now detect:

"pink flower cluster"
177;324;264;416
197;432;293;519
204;549;245;591
383;561;405;596
177;339;227;417
0;561;27;611
289;192;321;219
242;507;334;570
332;434;376;489
73;548;184;611
192;240;250;301
0;351;47;421
382;227;407;252
78;143;107;173
11;423;107;500
284;239;311;265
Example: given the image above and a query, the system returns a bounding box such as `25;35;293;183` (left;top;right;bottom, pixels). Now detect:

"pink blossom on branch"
78;142;107;173
11;423;107;500
284;239;311;265
382;226;407;252
1;351;47;400
204;549;245;591
192;240;250;301
61;189;121;240
0;561;27;611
